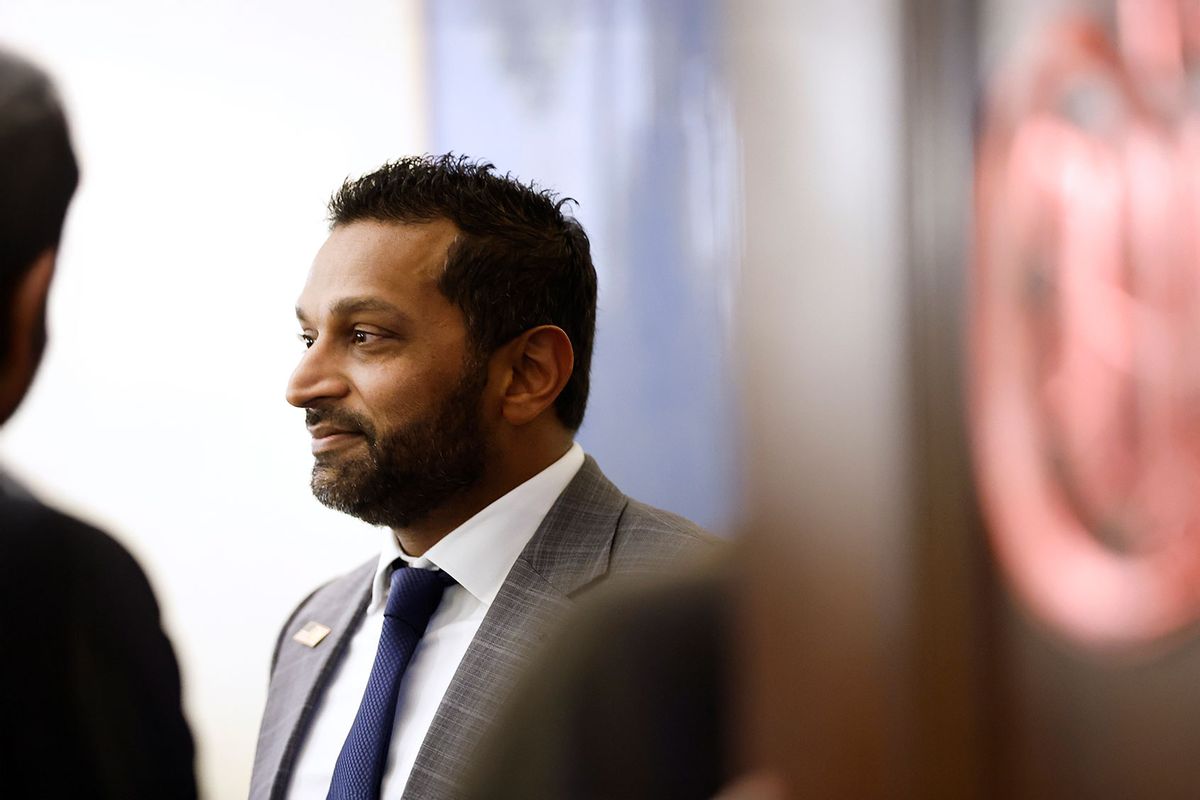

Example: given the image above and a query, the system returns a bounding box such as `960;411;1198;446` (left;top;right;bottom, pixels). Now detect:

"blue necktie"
327;564;452;800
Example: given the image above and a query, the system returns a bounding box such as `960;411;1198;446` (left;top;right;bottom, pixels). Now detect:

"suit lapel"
400;457;628;799
251;559;375;800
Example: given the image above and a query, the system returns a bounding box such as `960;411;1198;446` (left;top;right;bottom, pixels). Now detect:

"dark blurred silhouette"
0;49;196;799
461;562;733;800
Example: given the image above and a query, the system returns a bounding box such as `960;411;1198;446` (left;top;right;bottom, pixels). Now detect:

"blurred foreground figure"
0;50;196;798
461;563;733;800
250;155;713;800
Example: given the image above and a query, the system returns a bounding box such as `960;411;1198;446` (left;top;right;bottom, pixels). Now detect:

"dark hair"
328;154;597;431
0;49;78;351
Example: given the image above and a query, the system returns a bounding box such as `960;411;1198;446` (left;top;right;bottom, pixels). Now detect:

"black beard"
306;359;489;528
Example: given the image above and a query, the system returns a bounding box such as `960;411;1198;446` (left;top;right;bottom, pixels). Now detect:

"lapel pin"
293;621;332;648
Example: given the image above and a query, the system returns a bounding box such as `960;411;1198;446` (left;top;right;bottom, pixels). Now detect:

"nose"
286;341;349;408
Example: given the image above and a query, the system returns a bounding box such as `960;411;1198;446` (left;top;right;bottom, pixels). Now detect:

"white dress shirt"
287;442;585;799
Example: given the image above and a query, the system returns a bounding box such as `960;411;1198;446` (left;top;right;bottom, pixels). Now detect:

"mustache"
305;407;378;442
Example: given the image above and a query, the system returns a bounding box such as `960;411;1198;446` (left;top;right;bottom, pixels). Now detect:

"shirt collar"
369;442;585;611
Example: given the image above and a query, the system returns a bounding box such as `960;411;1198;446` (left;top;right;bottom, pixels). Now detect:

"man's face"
287;219;489;528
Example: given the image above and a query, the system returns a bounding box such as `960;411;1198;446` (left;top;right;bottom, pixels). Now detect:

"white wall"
0;2;426;796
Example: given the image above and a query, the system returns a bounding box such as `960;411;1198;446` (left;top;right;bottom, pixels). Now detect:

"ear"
0;248;56;425
495;325;574;427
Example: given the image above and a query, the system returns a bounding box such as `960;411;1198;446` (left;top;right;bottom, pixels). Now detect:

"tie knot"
384;566;452;631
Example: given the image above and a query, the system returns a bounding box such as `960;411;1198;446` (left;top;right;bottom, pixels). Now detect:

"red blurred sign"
973;0;1200;648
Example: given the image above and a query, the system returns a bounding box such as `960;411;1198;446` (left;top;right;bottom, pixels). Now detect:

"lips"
307;423;366;454
304;408;374;455
307;423;361;439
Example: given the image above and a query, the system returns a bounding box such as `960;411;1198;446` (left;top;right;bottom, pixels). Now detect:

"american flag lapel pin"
292;621;332;648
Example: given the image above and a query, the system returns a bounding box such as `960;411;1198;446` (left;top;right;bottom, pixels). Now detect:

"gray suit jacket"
249;456;712;800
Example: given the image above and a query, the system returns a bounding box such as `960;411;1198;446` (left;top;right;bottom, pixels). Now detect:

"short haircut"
0;49;78;349
328;154;598;431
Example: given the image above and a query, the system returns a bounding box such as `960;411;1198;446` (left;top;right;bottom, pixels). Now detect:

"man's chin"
311;480;371;517
309;485;413;528
310;465;364;503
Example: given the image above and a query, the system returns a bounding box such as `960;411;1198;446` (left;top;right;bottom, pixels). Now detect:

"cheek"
356;376;420;423
355;363;456;425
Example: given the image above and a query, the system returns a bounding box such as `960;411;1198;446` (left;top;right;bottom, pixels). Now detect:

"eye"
353;329;382;345
298;333;314;349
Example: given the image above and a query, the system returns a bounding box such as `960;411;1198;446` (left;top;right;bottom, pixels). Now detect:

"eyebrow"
295;297;413;325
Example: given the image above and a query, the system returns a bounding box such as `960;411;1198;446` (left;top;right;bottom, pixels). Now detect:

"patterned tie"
327;564;453;800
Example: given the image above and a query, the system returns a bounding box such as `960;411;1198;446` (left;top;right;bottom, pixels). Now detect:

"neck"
393;434;574;556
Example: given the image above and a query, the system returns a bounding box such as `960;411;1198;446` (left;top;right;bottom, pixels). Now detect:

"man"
0;49;196;799
251;154;712;800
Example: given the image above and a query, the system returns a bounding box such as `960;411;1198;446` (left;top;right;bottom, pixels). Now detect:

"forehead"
297;218;459;316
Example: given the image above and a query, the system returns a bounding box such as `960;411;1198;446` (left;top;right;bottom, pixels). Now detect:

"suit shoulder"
620;499;712;537
4;494;107;549
1;496;157;610
609;498;719;575
0;497;197;798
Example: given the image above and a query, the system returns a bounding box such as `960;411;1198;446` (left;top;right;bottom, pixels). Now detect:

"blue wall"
426;0;739;532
